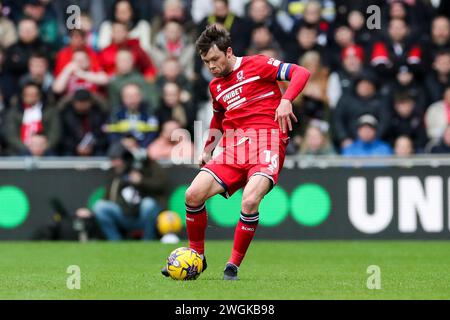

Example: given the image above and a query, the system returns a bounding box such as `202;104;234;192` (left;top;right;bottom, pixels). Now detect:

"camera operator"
77;138;168;240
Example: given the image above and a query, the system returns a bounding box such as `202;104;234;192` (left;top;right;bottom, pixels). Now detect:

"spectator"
5;18;52;80
147;120;194;163
284;0;336;23
298;120;335;156
52;49;108;96
381;0;421;35
424;50;450;105
425;86;450;141
0;0;17;48
98;0;152;53
394;135;415;157
327;44;364;109
155;56;192;104
247;25;280;56
0;47;16;108
430;125;450;154
328;24;355;71
285;24;323;64
247;0;291;45
21;0;59;47
78;12;100;52
199;0;251;56
383;91;427;151
106;83;159;149
422;16;450;68
292;0;330;47
90;140;167;241
156;82;193;136
346;9;373;52
54;29;101;77
4;82;60;156
333;71;390;149
431;16;450;50
191;0;247;23
59;89;109;156
99;22;157;81
151;20;195;80
108;49;159;114
342;114;392;157
388;65;427;112
153;0;197;41
19;53;54;95
292;51;329;137
370;18;423;79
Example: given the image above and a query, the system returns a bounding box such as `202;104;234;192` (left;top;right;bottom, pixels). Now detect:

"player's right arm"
200;95;225;167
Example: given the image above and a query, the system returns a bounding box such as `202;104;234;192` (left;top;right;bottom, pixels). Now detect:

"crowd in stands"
0;0;449;160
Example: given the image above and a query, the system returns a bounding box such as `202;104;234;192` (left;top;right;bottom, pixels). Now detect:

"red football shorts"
201;130;288;198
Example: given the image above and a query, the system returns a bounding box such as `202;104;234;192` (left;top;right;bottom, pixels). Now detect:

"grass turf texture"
0;241;449;300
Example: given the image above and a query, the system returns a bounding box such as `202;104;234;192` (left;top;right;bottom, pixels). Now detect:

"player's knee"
185;186;207;207
241;194;262;213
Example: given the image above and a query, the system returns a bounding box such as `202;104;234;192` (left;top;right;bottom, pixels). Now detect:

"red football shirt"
209;55;293;145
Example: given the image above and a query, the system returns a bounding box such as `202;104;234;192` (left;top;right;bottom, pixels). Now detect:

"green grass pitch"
1;241;449;299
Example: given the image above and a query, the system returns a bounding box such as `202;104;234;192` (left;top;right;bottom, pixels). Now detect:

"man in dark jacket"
370;18;423;80
59;89;109;156
424;50;450;105
5;18;53;81
92;141;168;240
383;91;428;151
333;71;390;149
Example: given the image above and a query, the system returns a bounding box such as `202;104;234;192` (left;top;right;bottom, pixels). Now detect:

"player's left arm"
274;63;311;133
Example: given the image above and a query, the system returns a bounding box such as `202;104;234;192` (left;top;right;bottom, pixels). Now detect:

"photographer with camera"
77;138;168;240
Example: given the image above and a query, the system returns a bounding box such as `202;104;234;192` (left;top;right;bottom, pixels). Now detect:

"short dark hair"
214;0;229;6
394;91;414;104
196;24;232;56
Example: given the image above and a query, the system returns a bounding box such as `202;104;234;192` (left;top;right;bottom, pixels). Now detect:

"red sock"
185;203;207;255
229;212;259;267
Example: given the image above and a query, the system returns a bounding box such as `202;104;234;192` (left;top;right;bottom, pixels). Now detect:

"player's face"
201;45;233;78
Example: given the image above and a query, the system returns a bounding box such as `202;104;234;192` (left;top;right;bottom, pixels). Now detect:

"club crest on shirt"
237;70;245;82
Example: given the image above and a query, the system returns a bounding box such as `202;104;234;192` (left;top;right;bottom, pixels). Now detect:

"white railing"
1;155;450;169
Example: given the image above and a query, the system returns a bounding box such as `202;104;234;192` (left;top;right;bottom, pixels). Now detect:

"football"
157;210;183;235
166;247;203;280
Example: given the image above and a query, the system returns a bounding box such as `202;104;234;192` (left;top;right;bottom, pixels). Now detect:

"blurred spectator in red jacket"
54;29;101;77
53;49;108;96
99;22;157;82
